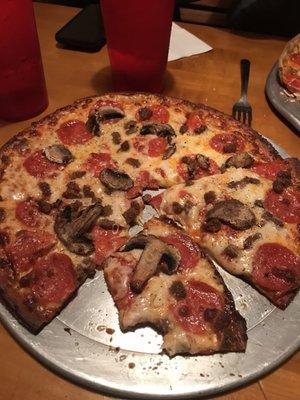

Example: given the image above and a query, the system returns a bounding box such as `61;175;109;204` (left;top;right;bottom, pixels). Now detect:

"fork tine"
242;112;246;124
248;111;252;126
232;106;237;119
237;109;241;122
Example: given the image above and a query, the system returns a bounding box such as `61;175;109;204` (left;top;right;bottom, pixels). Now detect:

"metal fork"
232;59;252;126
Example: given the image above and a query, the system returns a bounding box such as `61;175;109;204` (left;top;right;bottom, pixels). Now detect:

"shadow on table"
90;67;176;94
228;28;288;42
0;120;10;128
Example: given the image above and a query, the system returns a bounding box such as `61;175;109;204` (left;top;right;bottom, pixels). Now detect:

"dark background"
35;0;300;37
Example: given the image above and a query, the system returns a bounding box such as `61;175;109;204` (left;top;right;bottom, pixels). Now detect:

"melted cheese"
104;219;230;356
155;168;299;276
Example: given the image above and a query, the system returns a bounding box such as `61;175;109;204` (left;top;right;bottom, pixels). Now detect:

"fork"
232;59;252;126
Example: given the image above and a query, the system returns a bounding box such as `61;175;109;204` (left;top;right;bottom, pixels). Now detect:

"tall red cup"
0;0;48;122
101;0;175;93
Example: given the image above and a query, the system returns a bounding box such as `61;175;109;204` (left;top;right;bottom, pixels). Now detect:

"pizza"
148;164;300;309
104;218;247;356
279;33;300;99
0;93;298;356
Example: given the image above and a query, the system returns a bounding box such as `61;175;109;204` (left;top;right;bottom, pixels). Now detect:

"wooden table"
0;3;299;400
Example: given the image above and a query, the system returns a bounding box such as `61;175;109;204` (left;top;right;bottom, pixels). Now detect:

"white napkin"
168;22;212;62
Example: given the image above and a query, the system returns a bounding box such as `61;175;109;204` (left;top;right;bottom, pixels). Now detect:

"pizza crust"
0;93;298;352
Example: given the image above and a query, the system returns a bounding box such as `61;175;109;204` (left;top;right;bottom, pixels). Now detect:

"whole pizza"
279;33;300;99
0;93;299;357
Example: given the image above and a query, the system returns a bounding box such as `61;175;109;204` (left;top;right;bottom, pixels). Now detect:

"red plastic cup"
101;0;175;93
0;0;48;122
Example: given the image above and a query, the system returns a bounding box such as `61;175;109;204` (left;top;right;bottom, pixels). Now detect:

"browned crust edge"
204;256;248;353
204;248;298;311
0;279;82;333
0;92;283;162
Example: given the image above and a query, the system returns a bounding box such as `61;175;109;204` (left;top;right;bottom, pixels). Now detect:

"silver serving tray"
0;141;299;399
265;63;300;131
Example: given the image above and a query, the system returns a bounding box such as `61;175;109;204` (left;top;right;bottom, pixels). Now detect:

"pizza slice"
148;164;300;309
0;195;130;330
103;218;247;356
279;33;300;99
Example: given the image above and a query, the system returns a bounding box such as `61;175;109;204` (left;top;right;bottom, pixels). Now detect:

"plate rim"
265;62;300;131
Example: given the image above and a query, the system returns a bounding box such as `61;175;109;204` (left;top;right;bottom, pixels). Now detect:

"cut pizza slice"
0;229;83;331
103;218;247;356
0;197;130;331
148;166;300;309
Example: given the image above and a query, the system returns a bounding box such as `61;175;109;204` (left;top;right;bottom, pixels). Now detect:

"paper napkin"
168;22;212;62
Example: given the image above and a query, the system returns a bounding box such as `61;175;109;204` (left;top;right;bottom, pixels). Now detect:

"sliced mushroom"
86;106;125;135
99;168;133;191
140;123;175;139
223;152;254;169
86;113;99;135
97;106;125;122
44;145;74;164
123;234;181;293
54;202;104;255
205;199;256;230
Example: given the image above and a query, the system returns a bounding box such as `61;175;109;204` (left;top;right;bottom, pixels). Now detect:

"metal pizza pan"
0;140;299;399
265;63;300;131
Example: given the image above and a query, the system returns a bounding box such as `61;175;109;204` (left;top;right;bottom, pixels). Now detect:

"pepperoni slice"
186;111;205;130
7;230;56;274
179;190;193;201
136;105;169;123
264;187;300;224
251;159;289;181
148;137;168;157
92;227;128;266
209;133;245;154
171;280;224;335
24;151;60;178
83;152;117;176
132;136;167;157
282;72;300;91
127;171;159;199
149;193;163;209
57;120;93;145
252;243;300;292
150;105;170;123
162;233;200;270
15;201;41;227
177;155;219;181
290;53;300;66
31;253;76;307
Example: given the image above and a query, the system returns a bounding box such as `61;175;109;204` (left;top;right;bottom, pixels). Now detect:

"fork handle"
240;59;250;98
